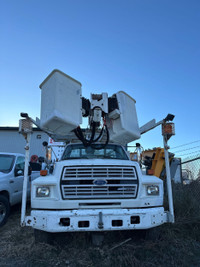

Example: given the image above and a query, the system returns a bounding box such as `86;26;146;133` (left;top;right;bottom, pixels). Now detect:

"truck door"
11;156;25;205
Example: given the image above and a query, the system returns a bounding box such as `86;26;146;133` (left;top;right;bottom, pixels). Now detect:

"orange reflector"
162;123;175;135
148;169;154;175
40;170;48;176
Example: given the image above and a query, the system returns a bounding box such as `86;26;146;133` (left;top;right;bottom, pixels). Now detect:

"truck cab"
30;143;165;233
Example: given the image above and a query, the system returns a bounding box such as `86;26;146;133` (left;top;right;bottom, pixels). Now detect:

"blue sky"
0;0;200;156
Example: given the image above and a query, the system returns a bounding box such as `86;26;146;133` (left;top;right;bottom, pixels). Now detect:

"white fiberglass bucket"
39;69;82;136
107;91;140;145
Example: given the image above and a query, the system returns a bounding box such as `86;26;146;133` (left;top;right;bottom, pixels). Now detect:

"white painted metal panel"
28;207;167;232
0;128;48;158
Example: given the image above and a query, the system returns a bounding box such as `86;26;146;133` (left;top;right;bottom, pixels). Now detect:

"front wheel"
0;195;10;227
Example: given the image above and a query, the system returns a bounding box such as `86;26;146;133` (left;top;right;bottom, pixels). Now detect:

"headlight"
146;185;159;196
36;186;50;197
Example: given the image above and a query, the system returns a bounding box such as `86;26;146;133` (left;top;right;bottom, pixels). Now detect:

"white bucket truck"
20;70;175;242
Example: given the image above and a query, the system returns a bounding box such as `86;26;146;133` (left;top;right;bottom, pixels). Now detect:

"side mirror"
15;169;24;177
43;141;48;147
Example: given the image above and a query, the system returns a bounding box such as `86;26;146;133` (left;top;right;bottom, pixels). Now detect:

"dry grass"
0;182;200;267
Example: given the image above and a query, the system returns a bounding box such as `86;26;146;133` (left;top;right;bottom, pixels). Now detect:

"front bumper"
25;207;167;232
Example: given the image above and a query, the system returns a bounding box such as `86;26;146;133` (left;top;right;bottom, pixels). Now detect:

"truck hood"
33;159;142;184
51;158;142;180
58;158;136;166
0;172;7;178
141;175;163;184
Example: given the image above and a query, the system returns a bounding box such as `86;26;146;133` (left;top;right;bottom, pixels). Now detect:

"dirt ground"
0;202;200;267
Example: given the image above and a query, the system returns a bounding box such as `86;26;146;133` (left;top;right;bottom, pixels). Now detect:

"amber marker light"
40;170;48;176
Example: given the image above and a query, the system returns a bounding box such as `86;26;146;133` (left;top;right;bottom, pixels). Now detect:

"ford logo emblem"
93;179;107;186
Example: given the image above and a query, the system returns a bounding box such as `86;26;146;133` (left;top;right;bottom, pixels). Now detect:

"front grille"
61;165;138;199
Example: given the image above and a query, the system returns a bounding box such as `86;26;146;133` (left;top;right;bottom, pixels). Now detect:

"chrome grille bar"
61;165;138;199
62;166;137;179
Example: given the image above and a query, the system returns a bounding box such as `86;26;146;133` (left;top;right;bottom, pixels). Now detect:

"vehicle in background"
182;169;193;185
0;153;40;227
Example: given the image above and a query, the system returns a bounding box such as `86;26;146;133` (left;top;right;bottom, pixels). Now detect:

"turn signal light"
40;170;48;176
148;169;154;175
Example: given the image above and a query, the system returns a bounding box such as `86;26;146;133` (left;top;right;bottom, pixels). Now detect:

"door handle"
9;180;14;184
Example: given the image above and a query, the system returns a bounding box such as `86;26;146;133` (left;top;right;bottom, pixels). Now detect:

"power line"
174;145;200;154
170;140;200;150
178;150;200;157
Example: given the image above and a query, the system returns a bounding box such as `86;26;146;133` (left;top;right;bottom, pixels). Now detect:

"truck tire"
34;229;54;245
0;195;10;227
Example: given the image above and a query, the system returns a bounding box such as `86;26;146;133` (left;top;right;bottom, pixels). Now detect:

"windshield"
0;155;15;173
61;144;129;160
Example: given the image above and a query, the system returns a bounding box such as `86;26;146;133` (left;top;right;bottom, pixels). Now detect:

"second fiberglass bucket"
107;91;141;145
39;69;82;136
